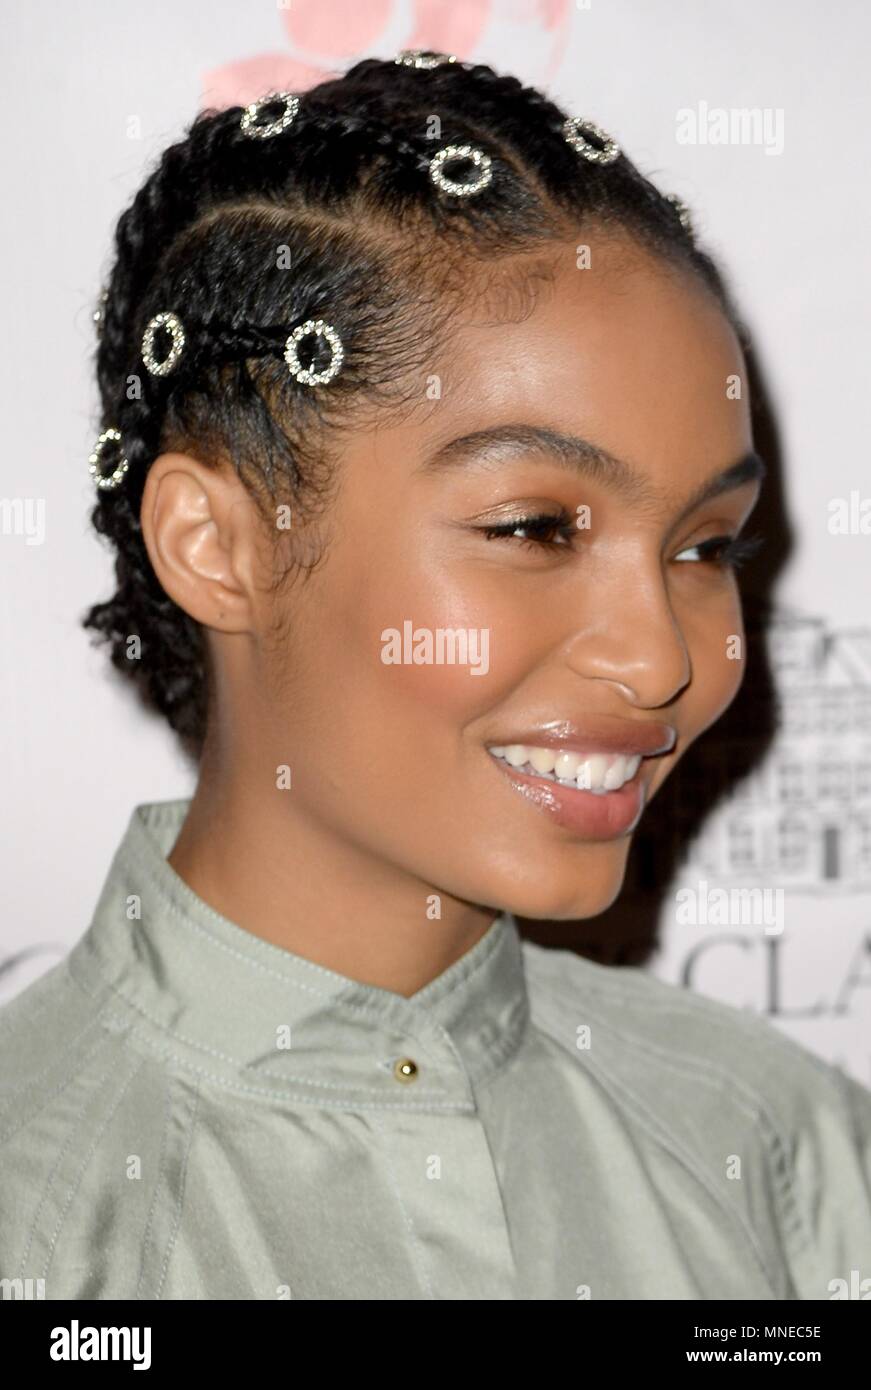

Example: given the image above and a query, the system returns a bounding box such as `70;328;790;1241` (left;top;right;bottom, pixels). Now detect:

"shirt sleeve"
781;1061;871;1299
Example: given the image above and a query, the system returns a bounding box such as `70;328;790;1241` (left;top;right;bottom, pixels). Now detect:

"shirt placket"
363;1017;519;1300
367;1103;518;1299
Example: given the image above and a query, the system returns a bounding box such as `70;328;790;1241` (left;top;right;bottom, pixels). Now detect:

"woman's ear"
139;452;261;632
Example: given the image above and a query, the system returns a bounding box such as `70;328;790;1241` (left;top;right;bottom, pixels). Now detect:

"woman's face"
221;231;763;921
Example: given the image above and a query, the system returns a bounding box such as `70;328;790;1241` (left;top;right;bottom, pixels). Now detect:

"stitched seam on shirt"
524;948;852;1130
532;1013;783;1295
16;1045;123;1280
95;968;456;1099
81;948;527;1108
412;915;511;1005
76;909;508;1110
0;1004;117;1118
101;1012;476;1113
126;835;510;1008
531;953;832;1268
523;949;845;1087
588;1011;808;1265
121;842;482;1007
553;997;812;1269
155;1079;201;1300
41;1054;149;1282
0;966;64;1044
0;1030;113;1143
586;1046;782;1295
469;998;532;1092
577;1000;798;1147
114;844;480;1045
367;1110;436;1300
135;1069;175;1300
73;933;465;1102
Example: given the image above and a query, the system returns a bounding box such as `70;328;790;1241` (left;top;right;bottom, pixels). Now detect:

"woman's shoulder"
521;937;871;1297
525;934;871;1251
0;953;114;1077
0;955;175;1298
0;954;145;1157
520;933;871;1122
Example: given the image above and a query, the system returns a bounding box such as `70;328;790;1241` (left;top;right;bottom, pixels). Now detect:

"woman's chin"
485;847;631;923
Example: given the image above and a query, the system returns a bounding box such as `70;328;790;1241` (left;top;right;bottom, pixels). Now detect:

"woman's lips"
487;750;647;839
486;717;677;760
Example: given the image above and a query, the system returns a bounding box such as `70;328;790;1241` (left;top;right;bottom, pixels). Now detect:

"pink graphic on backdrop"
280;0;395;56
403;0;493;59
203;55;337;111
536;0;572;26
202;0;573;111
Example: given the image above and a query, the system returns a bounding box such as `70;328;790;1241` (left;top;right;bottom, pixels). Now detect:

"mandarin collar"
69;799;531;1112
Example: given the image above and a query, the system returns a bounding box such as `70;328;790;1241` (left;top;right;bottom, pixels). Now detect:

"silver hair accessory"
93;286;109;338
284;318;344;386
563;116;620;166
429;143;493;197
240;91;300;139
89;427;129;492
664;193;693;235
141;311;186;377
395;49;458;69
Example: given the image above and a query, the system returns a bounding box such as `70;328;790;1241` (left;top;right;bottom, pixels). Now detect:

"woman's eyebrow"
418;423;766;513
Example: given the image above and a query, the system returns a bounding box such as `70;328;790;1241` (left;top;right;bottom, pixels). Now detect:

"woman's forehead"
369;247;750;482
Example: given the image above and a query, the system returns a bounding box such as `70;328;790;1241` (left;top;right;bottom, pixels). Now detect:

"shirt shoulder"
0;954;117;1086
521;933;865;1102
0;958;179;1299
521;937;871;1298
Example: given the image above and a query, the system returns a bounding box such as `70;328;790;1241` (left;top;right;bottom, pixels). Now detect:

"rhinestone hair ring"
141;311;186;377
94;80;631;497
395;49;458;69
563;116;620;165
429;144;493;197
88;427;129;492
240;91;300;139
284;319;344;386
91;311;345;491
664;193;694;235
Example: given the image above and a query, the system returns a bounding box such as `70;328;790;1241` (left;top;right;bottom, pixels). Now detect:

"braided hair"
83;54;742;762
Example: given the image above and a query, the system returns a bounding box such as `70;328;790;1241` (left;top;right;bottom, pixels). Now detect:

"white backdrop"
2;0;869;1085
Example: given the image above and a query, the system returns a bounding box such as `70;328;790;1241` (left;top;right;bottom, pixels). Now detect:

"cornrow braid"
82;53;743;761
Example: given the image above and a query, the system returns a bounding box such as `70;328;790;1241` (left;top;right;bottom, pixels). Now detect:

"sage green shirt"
2;798;870;1300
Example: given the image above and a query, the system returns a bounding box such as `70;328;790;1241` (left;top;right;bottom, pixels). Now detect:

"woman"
1;51;869;1300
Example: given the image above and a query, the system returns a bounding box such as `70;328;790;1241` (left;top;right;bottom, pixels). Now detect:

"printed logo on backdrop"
670;609;871;895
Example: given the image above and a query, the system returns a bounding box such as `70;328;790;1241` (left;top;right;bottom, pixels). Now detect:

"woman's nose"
561;571;692;710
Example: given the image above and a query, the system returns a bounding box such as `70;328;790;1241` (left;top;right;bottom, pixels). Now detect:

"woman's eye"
480;512;577;550
673;532;764;569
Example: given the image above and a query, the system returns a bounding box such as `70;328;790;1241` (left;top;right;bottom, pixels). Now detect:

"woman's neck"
166;770;498;998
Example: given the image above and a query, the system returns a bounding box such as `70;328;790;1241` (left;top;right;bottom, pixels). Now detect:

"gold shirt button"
393;1057;419;1082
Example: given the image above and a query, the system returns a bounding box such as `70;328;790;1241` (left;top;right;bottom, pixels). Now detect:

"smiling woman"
1;51;869;1303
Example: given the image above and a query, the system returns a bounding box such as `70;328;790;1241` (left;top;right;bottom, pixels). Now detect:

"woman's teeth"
488;745;642;793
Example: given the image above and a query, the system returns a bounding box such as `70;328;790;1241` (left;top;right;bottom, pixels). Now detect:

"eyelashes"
673;532;765;569
480;511;578;549
479;510;765;569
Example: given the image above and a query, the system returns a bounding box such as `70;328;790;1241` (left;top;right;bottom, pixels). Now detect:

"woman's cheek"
366;574;551;724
